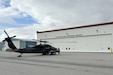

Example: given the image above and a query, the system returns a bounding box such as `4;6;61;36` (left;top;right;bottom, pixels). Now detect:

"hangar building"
0;42;4;51
4;39;37;51
37;22;113;52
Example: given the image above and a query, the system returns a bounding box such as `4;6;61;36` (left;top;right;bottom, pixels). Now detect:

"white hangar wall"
37;22;113;52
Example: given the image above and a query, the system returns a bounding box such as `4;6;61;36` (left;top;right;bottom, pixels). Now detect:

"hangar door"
101;34;112;51
44;34;112;52
86;34;112;52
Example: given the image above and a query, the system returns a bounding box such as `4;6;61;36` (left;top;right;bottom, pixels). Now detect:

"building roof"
37;22;113;33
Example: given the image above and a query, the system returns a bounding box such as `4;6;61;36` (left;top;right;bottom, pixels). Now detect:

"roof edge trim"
37;22;113;33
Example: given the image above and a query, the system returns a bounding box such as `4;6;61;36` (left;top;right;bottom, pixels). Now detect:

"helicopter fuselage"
3;30;60;57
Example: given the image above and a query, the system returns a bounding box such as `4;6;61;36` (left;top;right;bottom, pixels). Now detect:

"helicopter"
3;30;60;57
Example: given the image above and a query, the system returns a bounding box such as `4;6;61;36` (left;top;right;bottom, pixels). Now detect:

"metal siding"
20;41;26;49
37;24;113;52
0;42;4;51
26;41;36;47
13;40;20;49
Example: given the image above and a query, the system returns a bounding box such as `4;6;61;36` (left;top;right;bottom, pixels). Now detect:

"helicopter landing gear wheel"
50;51;56;55
43;51;50;55
42;51;48;55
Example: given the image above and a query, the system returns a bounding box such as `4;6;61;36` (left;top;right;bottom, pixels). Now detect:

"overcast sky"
0;0;113;41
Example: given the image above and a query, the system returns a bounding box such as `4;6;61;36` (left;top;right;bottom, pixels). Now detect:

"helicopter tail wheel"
18;53;23;57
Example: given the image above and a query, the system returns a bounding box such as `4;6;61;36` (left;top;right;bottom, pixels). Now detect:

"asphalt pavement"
0;52;113;75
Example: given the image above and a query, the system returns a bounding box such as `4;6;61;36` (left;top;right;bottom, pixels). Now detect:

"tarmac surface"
0;52;113;75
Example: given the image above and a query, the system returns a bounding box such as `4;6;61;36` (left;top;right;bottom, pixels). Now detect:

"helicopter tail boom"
3;30;17;50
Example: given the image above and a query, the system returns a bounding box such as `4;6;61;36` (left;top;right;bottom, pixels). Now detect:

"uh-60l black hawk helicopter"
3;30;60;57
